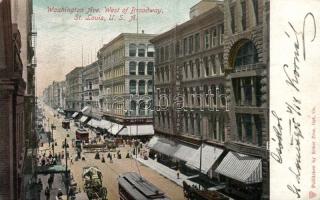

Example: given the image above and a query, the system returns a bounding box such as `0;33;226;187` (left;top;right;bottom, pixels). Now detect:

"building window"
130;100;136;115
203;57;209;77
211;27;217;47
160;47;164;62
195;33;200;52
129;44;136;57
196;113;201;135
255;115;263;146
161;69;165;82
196;86;201;106
241;1;247;30
147;62;153;75
165;66;170;82
189;35;194;54
230;6;235;33
167;113;170;128
184;88;188;105
138;62;145;75
218;24;224;45
195;59;200;78
218;53;224;73
184;113;188;132
138;44;146;57
235;41;258;68
176;41;180;57
129;61;136;75
190;87;194;105
189;61;194;78
138;80;145;95
184;62;188;79
253;0;259;25
129;80;136;94
243;114;253;143
183;38;188;55
211;55;216;75
190;113;194;133
204;30;210;49
219;84;225;106
147;44;155;57
139;100;145;115
204;85;209;105
211;84;216;105
147;80;153;95
165;45;169;61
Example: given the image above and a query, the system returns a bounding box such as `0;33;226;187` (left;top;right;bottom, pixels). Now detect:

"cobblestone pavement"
40;105;185;200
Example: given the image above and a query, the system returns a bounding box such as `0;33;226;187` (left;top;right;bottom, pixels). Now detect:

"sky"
34;0;199;96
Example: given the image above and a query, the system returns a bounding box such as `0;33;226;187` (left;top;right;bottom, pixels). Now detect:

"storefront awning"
97;119;112;130
109;123;123;135
37;165;70;174
215;151;262;184
81;106;89;112
147;136;178;157
72;112;79;118
87;119;100;128
118;125;154;136
186;144;223;174
172;143;198;163
80;116;88;123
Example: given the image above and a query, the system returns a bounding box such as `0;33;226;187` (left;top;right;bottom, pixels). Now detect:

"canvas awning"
37;165;70;174
97;119;112;130
215;151;262;184
109;123;123;135
186;144;223;174
147;136;178;157
118;125;154;136
81;106;89;112
80;116;88;123
72;112;79;118
87;119;100;128
172;143;198;163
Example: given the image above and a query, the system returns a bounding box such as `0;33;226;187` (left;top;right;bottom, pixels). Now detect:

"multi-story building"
150;0;269;199
151;0;227;184
215;0;270;199
58;81;66;110
81;61;101;118
65;67;83;116
97;33;156;137
0;0;36;199
52;81;60;109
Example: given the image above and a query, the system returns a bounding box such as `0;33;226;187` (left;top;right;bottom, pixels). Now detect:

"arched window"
147;44;155;57
190;87;194;105
129;61;136;75
129;80;136;94
147;80;153;95
130;100;136;115
129;44;136;57
211;85;216;105
138;44;146;57
147;62;153;75
138;80;145;95
184;88;188;106
138;62;145;75
189;61;194;78
190;113;194;133
139;100;145;115
235;41;258;68
219;84;226;106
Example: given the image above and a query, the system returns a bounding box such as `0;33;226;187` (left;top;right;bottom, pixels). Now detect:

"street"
39;104;185;200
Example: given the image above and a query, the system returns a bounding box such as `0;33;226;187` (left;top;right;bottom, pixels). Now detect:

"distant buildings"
65;67;84;114
0;0;37;199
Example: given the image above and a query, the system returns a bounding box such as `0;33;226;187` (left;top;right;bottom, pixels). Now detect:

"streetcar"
118;172;170;200
75;128;89;143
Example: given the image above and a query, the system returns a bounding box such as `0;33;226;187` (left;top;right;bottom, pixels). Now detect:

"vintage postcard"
0;0;319;199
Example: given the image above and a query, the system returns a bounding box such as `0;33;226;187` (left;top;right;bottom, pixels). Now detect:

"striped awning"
118;125;154;136
215;151;262;184
72;112;79;118
80;116;88;123
186;144;223;174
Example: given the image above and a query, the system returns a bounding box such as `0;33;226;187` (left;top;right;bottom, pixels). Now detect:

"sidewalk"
134;156;197;187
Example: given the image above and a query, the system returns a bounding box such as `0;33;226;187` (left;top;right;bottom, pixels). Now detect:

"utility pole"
65;138;69;200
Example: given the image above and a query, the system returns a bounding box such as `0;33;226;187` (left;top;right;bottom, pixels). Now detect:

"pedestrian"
57;188;63;197
37;178;43;191
177;169;180;179
44;186;50;200
70;156;73;164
